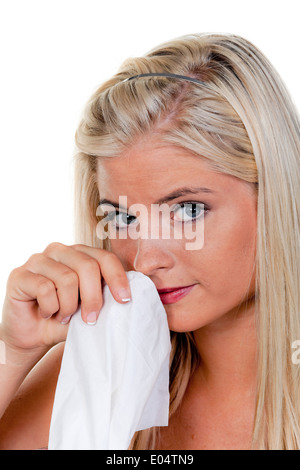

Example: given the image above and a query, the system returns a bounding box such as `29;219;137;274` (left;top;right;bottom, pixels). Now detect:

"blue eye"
171;202;207;223
105;211;137;230
104;202;208;231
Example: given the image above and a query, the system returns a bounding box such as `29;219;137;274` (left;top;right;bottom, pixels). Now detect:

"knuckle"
105;251;119;260
101;251;120;266
71;243;85;250
60;270;78;287
7;267;22;287
37;279;54;296
26;252;43;267
108;252;124;268
8;266;21;280
43;241;65;256
81;257;99;273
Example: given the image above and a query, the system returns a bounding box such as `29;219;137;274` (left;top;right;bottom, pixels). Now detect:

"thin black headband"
122;72;206;86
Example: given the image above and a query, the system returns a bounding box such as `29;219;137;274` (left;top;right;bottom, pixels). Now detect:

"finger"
8;268;60;319
43;243;104;324
26;254;79;324
71;244;132;302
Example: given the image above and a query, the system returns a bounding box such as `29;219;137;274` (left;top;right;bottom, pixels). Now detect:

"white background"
0;0;299;319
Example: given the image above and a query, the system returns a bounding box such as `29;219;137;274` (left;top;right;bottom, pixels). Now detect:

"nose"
133;237;175;275
127;206;179;274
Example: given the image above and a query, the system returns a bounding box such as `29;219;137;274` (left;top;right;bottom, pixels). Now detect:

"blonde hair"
73;33;300;449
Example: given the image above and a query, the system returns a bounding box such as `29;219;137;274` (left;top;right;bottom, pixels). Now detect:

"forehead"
96;141;255;203
97;144;218;190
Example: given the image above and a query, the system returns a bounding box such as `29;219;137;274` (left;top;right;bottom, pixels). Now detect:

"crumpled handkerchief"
48;270;171;450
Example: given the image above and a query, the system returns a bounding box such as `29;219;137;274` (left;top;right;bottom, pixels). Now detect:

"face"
97;139;257;333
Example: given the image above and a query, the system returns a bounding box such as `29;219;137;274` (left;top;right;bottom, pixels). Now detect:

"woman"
0;32;299;450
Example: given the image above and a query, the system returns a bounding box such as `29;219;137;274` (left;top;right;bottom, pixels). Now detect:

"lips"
157;284;196;305
157;285;193;294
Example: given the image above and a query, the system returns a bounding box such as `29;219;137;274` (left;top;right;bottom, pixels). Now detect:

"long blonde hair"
73;33;300;449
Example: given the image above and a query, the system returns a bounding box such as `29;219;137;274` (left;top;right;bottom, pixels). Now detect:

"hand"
1;242;132;357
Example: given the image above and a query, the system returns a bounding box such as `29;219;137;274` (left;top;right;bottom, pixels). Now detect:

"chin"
164;304;225;333
164;310;204;333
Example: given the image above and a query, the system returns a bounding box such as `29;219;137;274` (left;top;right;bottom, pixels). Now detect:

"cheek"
109;239;138;272
109;239;127;261
197;210;257;295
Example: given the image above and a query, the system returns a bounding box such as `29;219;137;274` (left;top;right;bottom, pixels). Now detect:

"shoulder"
0;342;65;450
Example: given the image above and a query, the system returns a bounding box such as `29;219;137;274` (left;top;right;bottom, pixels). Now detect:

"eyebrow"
98;186;216;210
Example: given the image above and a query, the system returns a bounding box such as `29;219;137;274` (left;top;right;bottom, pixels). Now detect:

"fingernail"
86;311;98;325
60;315;71;325
118;288;131;302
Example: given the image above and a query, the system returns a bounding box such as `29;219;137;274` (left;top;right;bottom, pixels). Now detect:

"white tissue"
48;270;171;450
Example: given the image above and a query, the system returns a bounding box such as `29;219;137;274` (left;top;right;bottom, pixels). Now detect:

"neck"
192;296;257;398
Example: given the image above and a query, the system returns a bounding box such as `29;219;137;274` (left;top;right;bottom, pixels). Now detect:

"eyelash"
104;201;209;231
